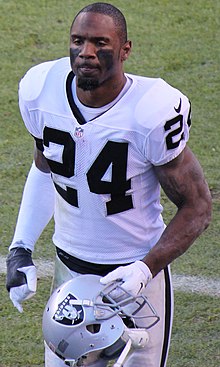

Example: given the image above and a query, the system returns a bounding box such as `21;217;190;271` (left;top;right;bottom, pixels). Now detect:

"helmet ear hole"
86;324;101;334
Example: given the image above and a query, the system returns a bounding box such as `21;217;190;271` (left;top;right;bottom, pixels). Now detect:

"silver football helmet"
42;274;159;367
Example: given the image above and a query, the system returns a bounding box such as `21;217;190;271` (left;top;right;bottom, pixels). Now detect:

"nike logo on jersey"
174;98;182;113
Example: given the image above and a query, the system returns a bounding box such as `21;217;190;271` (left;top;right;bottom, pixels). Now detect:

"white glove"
9;266;37;313
100;261;152;299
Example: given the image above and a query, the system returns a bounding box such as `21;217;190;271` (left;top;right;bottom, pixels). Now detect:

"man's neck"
76;74;127;108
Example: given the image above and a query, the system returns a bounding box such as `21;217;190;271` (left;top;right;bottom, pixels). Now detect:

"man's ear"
121;40;132;61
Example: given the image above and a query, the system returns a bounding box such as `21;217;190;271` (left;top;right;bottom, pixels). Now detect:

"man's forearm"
10;162;55;252
143;201;212;277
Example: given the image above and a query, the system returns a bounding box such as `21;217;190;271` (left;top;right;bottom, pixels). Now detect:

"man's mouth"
78;64;99;74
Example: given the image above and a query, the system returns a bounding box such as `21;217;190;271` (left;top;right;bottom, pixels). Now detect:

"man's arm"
142;146;212;277
6;144;55;312
9;143;54;251
101;146;212;295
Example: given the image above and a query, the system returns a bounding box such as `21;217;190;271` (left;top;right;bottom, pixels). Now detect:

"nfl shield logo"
74;127;84;138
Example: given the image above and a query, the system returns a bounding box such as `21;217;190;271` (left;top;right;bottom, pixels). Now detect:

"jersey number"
164;115;184;150
44;127;133;215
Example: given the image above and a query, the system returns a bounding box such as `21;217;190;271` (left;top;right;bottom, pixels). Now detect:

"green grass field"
0;0;219;366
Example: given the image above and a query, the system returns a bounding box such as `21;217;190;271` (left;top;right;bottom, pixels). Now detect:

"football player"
6;2;212;367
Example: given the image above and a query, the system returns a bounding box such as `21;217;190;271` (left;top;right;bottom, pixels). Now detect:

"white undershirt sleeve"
9;161;55;252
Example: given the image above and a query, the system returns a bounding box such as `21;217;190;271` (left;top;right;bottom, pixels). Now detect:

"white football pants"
45;255;174;367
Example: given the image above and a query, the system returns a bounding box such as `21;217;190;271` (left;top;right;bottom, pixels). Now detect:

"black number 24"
44;127;133;215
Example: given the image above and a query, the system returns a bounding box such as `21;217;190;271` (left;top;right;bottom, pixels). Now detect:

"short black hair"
71;2;127;44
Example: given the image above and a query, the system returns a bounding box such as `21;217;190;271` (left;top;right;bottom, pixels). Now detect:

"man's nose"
79;41;96;58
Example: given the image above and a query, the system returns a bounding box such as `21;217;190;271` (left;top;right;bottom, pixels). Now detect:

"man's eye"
97;41;107;47
72;38;83;45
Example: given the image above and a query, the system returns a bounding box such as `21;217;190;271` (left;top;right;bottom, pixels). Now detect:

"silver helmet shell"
42;274;159;365
42;274;124;364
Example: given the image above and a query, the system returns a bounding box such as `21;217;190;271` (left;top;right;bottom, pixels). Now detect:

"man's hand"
100;260;152;299
6;247;37;312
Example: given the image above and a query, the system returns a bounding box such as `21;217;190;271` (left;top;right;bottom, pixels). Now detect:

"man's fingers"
17;266;37;292
100;267;123;285
11;299;23;313
9;283;36;312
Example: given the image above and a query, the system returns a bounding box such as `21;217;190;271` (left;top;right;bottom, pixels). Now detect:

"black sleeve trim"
32;135;44;151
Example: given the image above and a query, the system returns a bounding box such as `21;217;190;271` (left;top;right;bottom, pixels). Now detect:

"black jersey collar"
66;71;87;125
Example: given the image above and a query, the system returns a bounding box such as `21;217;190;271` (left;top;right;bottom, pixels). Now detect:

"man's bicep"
154;146;207;208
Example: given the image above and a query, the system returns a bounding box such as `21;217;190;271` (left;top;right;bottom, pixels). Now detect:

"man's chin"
77;77;100;91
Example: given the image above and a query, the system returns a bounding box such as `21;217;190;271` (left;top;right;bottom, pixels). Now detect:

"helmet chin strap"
113;338;132;367
113;328;149;367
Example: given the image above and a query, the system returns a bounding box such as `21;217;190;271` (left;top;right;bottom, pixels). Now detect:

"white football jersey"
18;57;191;264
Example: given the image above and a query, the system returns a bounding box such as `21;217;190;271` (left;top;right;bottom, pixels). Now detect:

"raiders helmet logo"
53;293;84;326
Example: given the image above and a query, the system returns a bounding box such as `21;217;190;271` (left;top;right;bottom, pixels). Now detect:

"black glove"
6;247;34;291
6;247;37;312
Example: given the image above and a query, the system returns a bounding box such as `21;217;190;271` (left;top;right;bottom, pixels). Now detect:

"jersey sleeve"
145;91;191;166
18;60;58;141
18;90;42;140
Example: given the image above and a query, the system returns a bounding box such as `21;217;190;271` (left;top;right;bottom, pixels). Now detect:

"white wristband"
9;162;55;252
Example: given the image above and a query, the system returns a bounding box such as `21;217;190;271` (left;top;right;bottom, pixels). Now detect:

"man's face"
70;12;126;91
